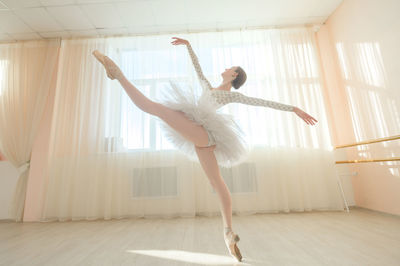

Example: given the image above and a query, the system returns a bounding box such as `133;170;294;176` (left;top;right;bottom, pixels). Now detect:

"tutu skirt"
154;80;250;168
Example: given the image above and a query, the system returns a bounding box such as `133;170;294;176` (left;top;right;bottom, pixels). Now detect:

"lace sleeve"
215;91;295;112
186;43;213;90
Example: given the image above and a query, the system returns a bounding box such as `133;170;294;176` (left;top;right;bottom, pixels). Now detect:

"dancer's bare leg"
117;76;212;147
194;145;242;261
195;145;232;229
92;50;211;148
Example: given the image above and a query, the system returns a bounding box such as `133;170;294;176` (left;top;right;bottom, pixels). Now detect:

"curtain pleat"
0;39;60;221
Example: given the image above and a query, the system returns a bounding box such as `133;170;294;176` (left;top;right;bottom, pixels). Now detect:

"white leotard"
186;43;295;112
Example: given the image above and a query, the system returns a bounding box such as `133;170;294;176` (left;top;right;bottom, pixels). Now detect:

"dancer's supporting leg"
195;145;232;229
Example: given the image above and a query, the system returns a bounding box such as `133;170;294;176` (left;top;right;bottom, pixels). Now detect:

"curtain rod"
61;23;324;40
0;22;324;44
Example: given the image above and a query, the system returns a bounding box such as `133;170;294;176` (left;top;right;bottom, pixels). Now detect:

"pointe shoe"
92;50;123;80
224;228;243;262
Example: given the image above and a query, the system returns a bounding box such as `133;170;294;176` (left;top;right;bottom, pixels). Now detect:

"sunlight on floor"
126;249;253;265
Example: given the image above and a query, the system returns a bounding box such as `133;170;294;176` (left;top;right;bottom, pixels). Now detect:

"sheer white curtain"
39;27;343;222
0;39;59;221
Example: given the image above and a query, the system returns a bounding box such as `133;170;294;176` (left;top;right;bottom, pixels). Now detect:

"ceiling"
0;0;343;42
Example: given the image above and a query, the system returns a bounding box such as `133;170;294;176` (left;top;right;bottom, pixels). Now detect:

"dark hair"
231;66;246;90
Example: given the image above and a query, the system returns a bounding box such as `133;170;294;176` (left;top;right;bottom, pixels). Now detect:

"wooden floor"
1;207;399;266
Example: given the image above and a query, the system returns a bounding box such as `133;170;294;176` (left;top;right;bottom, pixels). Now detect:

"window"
111;38;332;151
117;49;192;151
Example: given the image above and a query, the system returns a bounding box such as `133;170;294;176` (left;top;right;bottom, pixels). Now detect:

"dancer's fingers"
308;115;316;122
309;117;316;125
171;40;183;45
305;114;315;125
299;113;317;125
305;116;312;125
294;108;316;125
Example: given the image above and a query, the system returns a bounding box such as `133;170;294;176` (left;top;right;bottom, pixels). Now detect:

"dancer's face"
221;66;239;82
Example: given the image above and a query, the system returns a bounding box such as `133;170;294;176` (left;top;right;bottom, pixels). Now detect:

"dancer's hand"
293;107;318;126
171;37;189;45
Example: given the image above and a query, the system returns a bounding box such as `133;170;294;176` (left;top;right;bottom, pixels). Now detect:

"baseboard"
350;206;400;218
0;219;14;223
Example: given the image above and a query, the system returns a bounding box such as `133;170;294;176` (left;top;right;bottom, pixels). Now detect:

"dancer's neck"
214;80;232;91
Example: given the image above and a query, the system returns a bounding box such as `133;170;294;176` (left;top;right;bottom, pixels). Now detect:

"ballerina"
92;37;317;262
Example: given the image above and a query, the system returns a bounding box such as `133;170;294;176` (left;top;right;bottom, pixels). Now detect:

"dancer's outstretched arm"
213;90;318;125
171;37;213;91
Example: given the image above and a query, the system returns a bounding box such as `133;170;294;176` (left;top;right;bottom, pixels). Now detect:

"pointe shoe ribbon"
224;229;243;262
92;50;123;80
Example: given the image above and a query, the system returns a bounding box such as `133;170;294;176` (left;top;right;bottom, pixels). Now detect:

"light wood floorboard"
0;207;399;266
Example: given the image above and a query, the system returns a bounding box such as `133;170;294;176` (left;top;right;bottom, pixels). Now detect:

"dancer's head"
222;66;247;90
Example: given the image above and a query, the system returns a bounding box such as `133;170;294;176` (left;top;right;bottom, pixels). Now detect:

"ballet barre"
332;134;400;213
335;158;400;164
334;134;400;149
334;134;400;164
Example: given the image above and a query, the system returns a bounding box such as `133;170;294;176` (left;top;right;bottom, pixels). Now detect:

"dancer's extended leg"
93;51;211;148
195;145;232;229
118;76;211;147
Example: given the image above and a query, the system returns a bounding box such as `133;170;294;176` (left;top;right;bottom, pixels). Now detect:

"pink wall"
316;0;400;215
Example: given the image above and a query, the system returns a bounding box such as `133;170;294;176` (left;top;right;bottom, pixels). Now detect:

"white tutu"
154;80;250;168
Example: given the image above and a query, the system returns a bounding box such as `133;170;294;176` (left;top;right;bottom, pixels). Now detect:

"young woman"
92;37;318;262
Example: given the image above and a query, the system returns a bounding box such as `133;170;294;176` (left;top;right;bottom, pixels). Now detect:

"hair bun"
232;67;247;90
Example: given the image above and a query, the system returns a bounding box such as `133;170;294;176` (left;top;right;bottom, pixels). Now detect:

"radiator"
131;162;257;198
132;166;178;198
